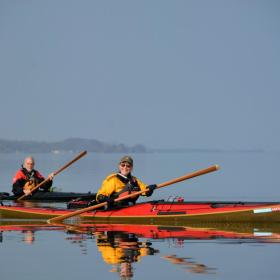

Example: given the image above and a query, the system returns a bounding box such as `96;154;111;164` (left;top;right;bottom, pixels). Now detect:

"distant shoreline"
0;138;146;153
0;138;273;154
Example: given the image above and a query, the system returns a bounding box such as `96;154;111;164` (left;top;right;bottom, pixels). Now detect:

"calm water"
1;152;280;279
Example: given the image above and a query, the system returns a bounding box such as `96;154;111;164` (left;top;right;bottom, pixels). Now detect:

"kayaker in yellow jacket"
96;156;157;207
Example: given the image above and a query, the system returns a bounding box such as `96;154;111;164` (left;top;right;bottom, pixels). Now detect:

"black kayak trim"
0;191;96;202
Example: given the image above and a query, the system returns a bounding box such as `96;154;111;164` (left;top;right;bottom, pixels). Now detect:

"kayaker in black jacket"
12;156;54;196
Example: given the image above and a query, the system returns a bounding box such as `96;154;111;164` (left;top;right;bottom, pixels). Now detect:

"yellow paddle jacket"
96;173;148;201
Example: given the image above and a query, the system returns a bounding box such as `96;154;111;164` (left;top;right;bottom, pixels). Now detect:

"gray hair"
23;156;35;165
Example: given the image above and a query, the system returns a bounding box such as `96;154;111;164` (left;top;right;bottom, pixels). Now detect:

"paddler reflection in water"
96;156;157;208
96;231;158;279
22;230;35;244
12;156;54;197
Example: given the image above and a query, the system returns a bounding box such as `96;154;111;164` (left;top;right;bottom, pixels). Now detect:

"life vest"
22;168;40;192
113;173;140;203
96;173;148;203
13;167;43;189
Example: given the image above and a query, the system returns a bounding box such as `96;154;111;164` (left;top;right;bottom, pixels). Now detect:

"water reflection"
0;221;61;244
162;254;216;274
95;231;158;278
1;221;280;244
63;225;159;278
22;230;35;244
65;232;89;255
1;221;280;278
60;222;280;278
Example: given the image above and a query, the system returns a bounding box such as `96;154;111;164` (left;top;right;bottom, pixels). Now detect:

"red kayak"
1;200;280;224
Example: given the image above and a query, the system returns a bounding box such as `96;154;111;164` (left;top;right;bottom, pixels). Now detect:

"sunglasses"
120;163;132;168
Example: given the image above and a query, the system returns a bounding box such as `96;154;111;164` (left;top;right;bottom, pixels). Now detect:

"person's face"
119;162;132;176
24;158;35;172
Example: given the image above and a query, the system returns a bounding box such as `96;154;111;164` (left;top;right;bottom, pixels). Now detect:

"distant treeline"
0;138;147;153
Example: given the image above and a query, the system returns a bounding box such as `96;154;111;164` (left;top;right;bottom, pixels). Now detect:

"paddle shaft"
48;164;219;223
156;164;219;189
17;151;87;201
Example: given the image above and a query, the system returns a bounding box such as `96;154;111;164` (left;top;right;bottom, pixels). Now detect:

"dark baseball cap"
119;156;133;166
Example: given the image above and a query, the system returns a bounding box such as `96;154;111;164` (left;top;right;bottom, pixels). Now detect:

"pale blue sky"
0;0;279;150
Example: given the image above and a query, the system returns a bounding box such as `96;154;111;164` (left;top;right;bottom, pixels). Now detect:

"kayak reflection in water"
162;254;216;274
96;230;159;279
0;228;36;245
96;156;157;209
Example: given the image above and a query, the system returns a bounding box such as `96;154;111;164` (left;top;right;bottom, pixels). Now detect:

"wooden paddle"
48;164;219;223
17;151;87;201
